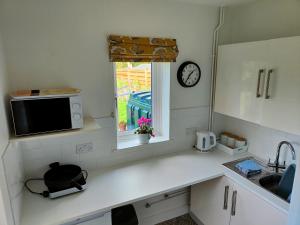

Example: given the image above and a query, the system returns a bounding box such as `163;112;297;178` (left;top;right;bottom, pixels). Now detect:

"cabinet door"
215;41;268;124
261;36;300;135
190;177;232;225
230;183;288;225
76;212;112;225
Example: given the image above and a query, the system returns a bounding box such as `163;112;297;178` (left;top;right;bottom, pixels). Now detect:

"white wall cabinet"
215;36;300;135
190;177;288;225
215;41;268;124
260;37;300;135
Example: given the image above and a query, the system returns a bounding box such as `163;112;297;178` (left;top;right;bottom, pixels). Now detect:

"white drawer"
65;211;111;225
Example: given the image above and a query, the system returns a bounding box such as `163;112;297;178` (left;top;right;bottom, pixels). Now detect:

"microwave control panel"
70;96;84;129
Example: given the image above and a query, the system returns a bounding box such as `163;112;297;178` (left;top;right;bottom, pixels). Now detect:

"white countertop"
20;149;289;225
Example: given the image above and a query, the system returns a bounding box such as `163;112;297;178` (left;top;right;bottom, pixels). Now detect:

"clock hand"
185;69;196;83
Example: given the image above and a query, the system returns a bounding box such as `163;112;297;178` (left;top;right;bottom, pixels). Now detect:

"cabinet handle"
265;69;273;99
231;190;237;216
256;69;265;98
223;185;229;210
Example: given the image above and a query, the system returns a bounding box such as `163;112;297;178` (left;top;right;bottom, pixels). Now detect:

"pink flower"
137;116;152;126
135;116;154;136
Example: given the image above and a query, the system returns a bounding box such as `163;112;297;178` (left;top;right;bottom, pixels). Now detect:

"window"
115;62;152;133
114;62;170;148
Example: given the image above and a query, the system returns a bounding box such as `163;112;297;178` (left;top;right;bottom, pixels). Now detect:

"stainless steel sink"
223;157;288;202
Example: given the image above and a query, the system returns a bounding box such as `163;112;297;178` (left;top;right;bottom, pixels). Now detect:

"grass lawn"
116;79;129;124
117;98;128;123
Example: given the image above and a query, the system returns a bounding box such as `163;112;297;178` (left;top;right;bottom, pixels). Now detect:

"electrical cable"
24;170;88;198
24;178;49;197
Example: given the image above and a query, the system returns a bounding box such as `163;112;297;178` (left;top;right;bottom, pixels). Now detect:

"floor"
156;214;197;225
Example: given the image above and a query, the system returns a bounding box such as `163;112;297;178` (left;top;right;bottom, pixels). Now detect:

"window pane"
115;62;152;133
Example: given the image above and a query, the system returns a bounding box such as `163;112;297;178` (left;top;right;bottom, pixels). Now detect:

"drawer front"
64;211;111;225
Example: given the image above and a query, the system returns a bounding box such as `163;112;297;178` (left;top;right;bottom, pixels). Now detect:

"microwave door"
12;101;31;135
12;98;72;136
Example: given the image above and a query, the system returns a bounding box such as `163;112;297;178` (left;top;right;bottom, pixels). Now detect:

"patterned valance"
108;35;179;62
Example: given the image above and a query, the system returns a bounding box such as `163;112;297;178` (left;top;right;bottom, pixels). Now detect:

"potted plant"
135;116;154;144
118;121;127;132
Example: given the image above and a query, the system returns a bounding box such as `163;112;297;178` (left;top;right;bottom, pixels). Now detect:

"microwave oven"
10;95;83;136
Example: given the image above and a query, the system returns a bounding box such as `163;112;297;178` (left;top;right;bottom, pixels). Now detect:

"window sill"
116;135;170;150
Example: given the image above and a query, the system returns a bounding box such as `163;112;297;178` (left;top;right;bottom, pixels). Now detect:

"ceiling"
171;0;258;6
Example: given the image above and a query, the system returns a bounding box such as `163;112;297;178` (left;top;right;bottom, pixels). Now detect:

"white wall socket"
76;142;93;154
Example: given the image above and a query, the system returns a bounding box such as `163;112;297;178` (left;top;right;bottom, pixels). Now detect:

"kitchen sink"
258;173;293;200
259;174;282;194
223;157;291;202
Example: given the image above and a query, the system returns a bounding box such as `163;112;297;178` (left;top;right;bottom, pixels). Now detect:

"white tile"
215;113;300;164
18;139;42;151
78;149;100;171
95;117;115;128
2;143;24;225
19;107;209;176
23;145;62;177
24;159;54;178
3;144;24;198
11;194;23;225
61;143;80;165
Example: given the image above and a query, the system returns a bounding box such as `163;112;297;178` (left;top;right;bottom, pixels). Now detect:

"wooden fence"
116;69;151;100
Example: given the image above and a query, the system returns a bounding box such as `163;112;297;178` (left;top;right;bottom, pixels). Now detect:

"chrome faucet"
268;141;296;173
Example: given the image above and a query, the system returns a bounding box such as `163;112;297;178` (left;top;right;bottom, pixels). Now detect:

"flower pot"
118;122;127;132
138;134;151;144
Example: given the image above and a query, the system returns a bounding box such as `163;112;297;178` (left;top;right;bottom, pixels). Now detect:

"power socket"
76;142;93;154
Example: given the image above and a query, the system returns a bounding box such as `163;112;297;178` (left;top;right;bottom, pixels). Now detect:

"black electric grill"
25;162;88;199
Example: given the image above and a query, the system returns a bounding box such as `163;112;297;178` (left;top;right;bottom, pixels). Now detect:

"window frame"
113;62;170;148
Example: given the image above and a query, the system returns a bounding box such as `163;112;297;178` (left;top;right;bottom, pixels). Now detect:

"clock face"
177;61;201;88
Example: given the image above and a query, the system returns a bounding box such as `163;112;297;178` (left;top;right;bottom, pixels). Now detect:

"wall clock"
177;61;201;88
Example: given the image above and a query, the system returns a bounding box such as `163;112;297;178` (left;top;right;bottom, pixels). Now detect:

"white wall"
0;0;219;174
220;0;300;44
0;33;9;158
0;2;219;223
0;0;217;117
0;32;14;225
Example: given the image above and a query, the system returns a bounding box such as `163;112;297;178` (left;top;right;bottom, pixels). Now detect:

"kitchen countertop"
20;149;289;225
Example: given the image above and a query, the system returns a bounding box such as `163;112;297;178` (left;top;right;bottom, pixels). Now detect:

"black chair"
112;204;139;225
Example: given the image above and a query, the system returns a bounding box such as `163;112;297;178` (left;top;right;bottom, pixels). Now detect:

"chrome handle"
231;190;237;216
256;69;265;98
223;185;229;210
265;69;273;99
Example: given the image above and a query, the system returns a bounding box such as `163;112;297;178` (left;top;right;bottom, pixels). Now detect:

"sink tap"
268;141;296;173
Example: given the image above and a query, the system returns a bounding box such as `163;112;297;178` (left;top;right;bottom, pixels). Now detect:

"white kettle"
196;131;216;152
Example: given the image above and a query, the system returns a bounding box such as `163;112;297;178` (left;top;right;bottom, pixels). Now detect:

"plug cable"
24;178;49;198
